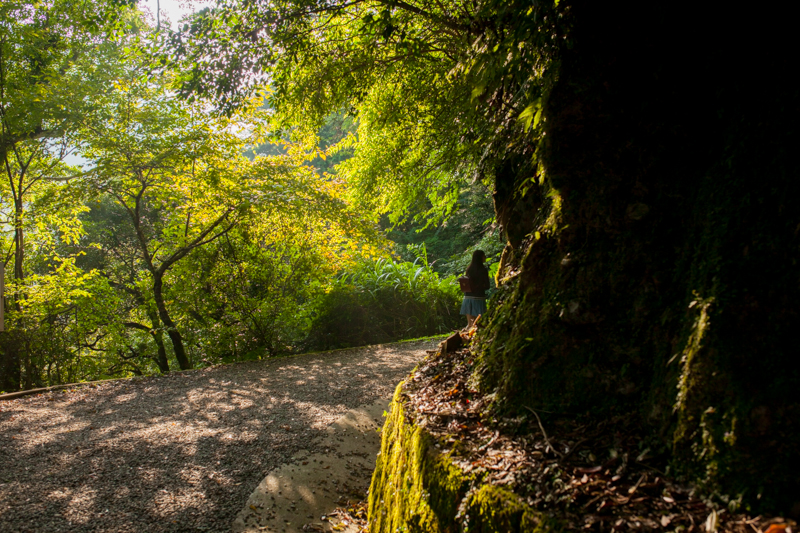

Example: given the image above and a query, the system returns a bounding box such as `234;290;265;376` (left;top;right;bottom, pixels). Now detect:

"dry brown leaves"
302;502;368;532
397;338;795;532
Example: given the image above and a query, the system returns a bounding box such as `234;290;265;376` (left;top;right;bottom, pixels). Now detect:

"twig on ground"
561;437;588;462
582;492;606;510
524;405;564;459
618;474;646;505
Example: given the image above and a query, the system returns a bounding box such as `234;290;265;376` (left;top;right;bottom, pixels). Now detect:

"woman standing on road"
460;249;490;328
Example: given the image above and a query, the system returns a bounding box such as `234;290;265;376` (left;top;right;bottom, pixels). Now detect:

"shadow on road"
0;340;436;533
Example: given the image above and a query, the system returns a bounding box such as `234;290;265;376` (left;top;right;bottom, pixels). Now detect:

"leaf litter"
386;334;797;532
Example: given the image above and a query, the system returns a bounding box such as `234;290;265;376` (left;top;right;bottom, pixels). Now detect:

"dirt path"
232;400;387;533
0;340;438;533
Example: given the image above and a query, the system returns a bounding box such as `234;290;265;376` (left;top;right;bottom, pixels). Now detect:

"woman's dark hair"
466;249;487;279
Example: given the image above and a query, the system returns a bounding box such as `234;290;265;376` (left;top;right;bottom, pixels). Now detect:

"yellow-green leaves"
518;98;543;133
471;84;487;101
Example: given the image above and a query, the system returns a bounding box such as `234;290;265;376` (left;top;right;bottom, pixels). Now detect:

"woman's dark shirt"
465;263;490;297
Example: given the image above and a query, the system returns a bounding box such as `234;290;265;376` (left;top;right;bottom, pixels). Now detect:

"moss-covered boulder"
368;384;561;533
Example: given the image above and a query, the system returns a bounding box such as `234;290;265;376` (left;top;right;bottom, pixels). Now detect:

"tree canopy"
165;0;562;225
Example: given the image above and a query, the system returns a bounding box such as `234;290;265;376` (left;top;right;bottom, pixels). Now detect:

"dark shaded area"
308;283;460;351
479;1;800;513
372;344;785;531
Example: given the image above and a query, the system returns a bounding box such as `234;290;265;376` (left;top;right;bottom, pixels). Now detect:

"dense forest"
2;0;799;530
0;1;494;390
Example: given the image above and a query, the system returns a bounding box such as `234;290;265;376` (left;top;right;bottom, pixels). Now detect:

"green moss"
464;485;559;533
673;294;715;445
368;384;474;533
368;384;562;533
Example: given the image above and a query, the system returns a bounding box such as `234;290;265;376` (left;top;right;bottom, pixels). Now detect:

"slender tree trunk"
13;200;34;389
21;333;32;390
13;200;23;282
152;330;170;373
0;199;26;391
152;272;191;370
0;146;20;391
146;308;170;373
127;190;191;371
0;331;20;392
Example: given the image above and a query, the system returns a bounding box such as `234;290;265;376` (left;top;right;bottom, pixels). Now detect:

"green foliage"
172;214;342;364
1;0;516;394
166;0;564;227
308;110;357;175
0;0;137;391
308;257;461;350
1;12;386;388
0;0;133;149
0;260;120;391
73;54;374;374
387;182;504;277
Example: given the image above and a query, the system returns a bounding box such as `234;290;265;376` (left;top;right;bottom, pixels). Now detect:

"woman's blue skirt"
460;296;487;316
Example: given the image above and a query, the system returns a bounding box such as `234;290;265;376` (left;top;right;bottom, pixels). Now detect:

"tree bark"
477;1;799;512
123;317;170;373
152;272;191;370
0;157;26;391
13;200;23;282
0;331;21;392
150;320;170;374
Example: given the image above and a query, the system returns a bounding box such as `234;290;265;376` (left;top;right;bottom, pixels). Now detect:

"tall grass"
306;257;461;350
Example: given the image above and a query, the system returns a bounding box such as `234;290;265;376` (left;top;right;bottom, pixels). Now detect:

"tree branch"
123;321;152;332
0;127;64;149
156;208;237;274
381;0;468;33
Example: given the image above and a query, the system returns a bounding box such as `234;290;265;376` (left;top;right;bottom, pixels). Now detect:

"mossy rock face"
368;384;561;533
464;485;560;533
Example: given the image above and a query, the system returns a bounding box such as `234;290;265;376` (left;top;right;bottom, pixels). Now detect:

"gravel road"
0;340;437;533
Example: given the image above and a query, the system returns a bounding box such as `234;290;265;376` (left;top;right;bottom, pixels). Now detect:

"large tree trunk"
152;273;191;371
476;1;799;513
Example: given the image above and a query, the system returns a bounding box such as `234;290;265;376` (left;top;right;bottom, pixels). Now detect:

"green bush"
307;258;462;350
